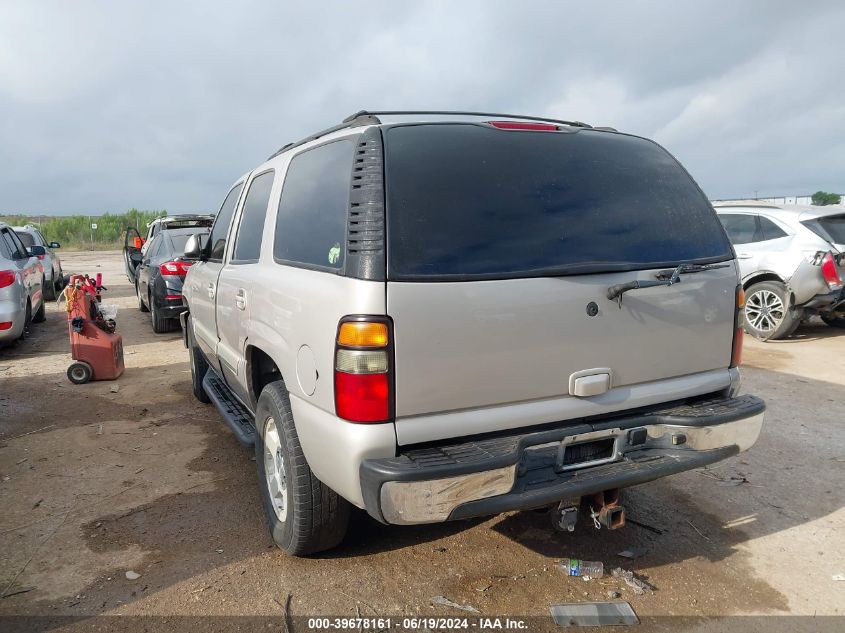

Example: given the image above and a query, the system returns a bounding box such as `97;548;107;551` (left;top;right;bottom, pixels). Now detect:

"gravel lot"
1;251;843;630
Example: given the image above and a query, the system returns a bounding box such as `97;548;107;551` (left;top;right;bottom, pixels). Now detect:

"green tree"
811;191;842;206
0;210;166;249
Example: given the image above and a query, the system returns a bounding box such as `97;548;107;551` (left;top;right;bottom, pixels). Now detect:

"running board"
202;369;255;447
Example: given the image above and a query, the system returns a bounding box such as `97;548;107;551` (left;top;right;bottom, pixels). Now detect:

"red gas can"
64;275;124;384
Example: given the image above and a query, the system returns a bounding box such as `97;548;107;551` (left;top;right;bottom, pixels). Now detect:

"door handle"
207;283;215;300
736;253;753;260
235;288;246;310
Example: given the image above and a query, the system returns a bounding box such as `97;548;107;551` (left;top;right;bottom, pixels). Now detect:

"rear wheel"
187;317;210;403
20;300;32;340
32;294;46;323
255;380;350;555
43;275;56;301
150;292;173;333
821;313;845;328
744;281;799;341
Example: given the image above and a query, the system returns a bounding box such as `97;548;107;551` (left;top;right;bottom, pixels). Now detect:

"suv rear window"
384;124;732;280
806;214;845;244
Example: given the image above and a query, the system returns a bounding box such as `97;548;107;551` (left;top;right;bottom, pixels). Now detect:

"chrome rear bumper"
361;395;764;525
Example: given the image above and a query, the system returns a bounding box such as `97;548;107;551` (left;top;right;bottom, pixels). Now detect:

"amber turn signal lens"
338;322;389;347
736;287;745;309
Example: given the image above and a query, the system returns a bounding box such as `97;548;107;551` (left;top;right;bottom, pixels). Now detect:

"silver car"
183;110;765;555
13;225;63;300
0;222;46;344
714;202;845;340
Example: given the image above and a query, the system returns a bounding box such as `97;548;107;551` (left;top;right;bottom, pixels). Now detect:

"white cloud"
0;0;843;214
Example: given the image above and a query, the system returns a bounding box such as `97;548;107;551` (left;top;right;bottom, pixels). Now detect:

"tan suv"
181;110;765;554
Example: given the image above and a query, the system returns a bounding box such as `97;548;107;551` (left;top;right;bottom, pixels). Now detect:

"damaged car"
715;202;845;340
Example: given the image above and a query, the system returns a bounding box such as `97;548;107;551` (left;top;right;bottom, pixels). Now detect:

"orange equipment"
63;274;124;384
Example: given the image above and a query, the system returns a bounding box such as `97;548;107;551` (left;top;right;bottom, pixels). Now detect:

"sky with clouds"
1;0;843;215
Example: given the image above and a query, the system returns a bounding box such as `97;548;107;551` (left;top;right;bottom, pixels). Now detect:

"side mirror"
28;245;47;257
184;233;209;259
49;241;61;249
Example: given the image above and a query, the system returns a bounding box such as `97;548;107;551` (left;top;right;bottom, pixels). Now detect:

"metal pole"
89;216;94;251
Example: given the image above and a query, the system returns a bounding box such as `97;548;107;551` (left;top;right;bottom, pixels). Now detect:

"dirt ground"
1;251;843;630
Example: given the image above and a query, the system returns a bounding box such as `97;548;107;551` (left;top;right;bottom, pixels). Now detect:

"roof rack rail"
267;112;381;160
343;110;592;129
266;110;595;162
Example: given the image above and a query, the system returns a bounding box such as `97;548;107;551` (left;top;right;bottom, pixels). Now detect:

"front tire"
254;381;350;555
187;318;210;403
744;281;799;341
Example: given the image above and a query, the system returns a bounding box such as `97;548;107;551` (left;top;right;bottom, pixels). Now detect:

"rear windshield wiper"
606;263;730;307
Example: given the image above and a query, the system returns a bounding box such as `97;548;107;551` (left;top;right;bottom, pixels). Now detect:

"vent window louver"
345;127;386;281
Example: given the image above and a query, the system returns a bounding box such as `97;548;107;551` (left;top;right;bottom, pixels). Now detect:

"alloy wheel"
263;417;288;521
745;289;784;333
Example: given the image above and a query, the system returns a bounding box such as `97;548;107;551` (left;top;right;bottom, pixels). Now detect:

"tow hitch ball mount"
551;489;626;532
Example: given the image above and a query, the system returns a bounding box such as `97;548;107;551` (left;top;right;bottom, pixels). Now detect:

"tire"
187;318;211;403
137;282;149;312
150;293;172;333
32;295;46;323
821;313;845;328
19;301;32;340
254;380;350;555
743;281;799;341
43;276;56;301
67;361;92;384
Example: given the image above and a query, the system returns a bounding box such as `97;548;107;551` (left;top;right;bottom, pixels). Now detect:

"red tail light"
731;285;744;368
334;317;393;423
821;252;842;290
0;270;16;289
488;120;558;131
0;321;12;330
159;260;193;276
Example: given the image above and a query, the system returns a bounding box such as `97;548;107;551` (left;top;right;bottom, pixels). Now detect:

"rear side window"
146;235;164;260
719;214;759;244
233;170;274;262
15;232;35;248
274;139;354;269
385;124;732;280
2;229;27;259
208;183;244;261
758;216;788;241
0;230;13;259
